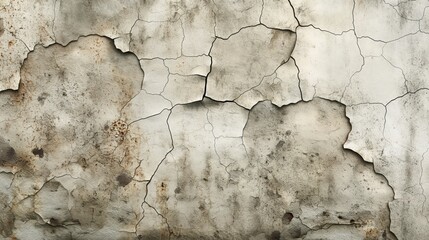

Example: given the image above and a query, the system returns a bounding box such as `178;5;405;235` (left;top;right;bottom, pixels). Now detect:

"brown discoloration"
10;81;33;104
107;119;128;142
365;228;380;240
156;181;169;217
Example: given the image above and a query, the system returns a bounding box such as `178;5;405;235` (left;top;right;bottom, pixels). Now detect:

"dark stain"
6;147;15;160
288;227;302;238
276;140;285;149
269;230;281;240
31;147;44;158
137;230;170;240
0;193;14;236
0;18;4;37
37;92;49;105
116;173;132;187
203;155;211;182
251;197;260;208
198;203;205;211
48;218;61;226
0;138;17;165
186;5;200;23
282;212;293;225
77;157;88;169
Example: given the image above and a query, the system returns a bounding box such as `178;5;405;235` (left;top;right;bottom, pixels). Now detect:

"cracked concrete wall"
0;0;427;239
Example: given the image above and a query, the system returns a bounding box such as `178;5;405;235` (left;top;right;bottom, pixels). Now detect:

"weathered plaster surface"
0;0;428;239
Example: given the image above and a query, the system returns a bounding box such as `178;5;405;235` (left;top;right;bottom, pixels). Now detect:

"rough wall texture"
0;0;428;239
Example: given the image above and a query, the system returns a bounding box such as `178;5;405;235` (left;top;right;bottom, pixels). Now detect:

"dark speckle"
32;147;44;158
116;173;132;187
174;187;181;194
286;130;291;135
282;212;294;224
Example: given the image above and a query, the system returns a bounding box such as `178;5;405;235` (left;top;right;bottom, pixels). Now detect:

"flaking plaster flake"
354;0;420;42
1;0;429;239
289;0;354;34
260;0;298;31
207;25;296;101
130;20;183;59
342;56;408;105
383;32;429;92
235;58;302;109
292;26;363;102
53;0;139;46
212;0;262;39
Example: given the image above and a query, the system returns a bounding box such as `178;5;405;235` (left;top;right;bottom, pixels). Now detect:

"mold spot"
32;147;44;158
282;212;294;224
108;120;128;141
116;173;132;187
6;147;16;159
